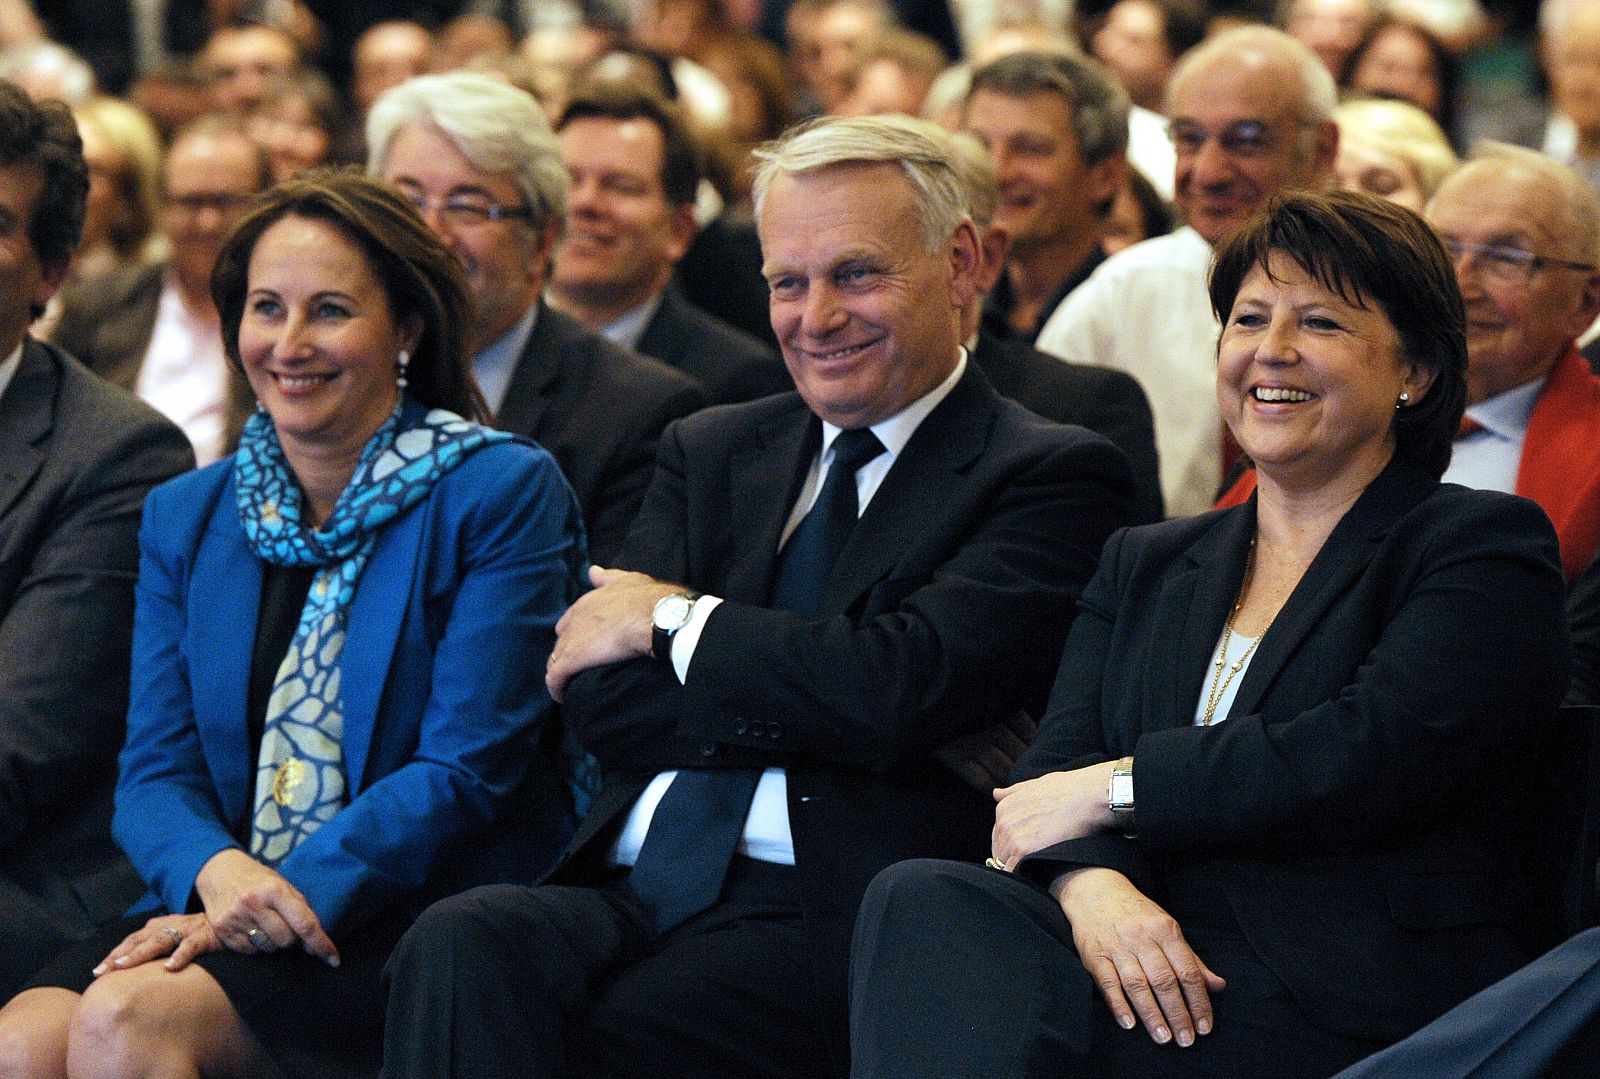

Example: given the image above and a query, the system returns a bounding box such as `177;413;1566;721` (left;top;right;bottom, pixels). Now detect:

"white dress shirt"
471;302;539;419
135;281;229;466
1442;377;1544;494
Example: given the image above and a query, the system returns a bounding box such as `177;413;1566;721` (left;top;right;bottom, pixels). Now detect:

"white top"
610;353;970;868
0;341;24;402
1035;226;1220;518
1193;627;1261;726
1128;105;1176;200
1442;376;1544;494
135;280;229;466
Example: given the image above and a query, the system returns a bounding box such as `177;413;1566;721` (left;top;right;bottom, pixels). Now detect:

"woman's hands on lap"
990;762;1117;869
1053;867;1225;1048
194;848;340;967
93;912;219;975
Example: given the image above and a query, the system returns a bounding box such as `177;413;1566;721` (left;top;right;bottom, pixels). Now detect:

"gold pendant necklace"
1203;538;1262;726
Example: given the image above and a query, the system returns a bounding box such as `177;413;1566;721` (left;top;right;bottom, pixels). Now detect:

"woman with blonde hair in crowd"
1332;96;1458;212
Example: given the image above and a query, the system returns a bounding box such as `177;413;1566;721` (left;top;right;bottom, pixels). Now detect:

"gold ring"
161;926;184;947
985;856;1008;871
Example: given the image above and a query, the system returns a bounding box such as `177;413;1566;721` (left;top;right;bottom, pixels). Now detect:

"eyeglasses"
1441;238;1598;284
399;190;534;227
1167;119;1300;157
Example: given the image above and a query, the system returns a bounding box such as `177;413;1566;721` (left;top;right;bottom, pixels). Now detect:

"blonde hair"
1334;97;1458;198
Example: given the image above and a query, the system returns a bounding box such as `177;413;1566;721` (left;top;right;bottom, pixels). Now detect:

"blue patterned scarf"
237;397;509;865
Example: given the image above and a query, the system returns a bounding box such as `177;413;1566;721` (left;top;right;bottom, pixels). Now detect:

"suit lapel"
1228;460;1435;718
724;404;818;602
188;476;261;828
492;303;561;435
1157;508;1256;731
341;507;423;793
820;369;991;614
0;341;53;522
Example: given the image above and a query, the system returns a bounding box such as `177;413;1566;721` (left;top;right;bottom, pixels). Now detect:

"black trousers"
849;859;1383;1079
380;859;843;1079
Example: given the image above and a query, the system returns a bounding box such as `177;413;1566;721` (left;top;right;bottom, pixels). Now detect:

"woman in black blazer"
849;192;1570;1078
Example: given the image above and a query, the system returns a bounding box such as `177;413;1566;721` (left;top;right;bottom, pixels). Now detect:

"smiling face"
963;88;1116;259
552;115;694;324
1170;54;1333;246
239;215;421;465
759;162;978;428
1218;252;1431;494
380;122;549;349
1426;162;1600;404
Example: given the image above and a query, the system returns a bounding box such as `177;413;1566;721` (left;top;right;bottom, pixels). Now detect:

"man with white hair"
380;113;1134;1078
1035;25;1338;517
367;72;705;563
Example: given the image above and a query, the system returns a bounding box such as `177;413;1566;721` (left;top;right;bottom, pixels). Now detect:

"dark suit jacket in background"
492;302;707;565
675;212;777;350
49;261;256;456
1016;459;1568;1049
557;364;1137;1067
0;339;193;997
636;281;790;405
972;329;1163;523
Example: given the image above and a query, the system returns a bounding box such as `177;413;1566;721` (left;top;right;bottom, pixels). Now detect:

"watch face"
653;593;693;631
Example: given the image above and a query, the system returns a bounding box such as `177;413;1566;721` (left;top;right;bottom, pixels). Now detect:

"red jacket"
1213;346;1600;580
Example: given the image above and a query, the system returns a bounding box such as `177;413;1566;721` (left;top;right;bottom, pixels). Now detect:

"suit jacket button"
732;719;748;736
749;720;766;737
768;722;783;739
699;741;717;757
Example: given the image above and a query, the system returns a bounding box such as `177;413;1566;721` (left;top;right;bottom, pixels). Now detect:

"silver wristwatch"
1108;755;1136;835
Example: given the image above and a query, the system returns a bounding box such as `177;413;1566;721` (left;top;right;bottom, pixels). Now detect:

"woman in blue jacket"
0;170;586;1078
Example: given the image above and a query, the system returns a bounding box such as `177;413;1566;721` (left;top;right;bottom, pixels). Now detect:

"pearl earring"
1396;391;1410;408
396;349;410;391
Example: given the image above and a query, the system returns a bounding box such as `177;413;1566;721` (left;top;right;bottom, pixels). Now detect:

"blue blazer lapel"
342;506;425;793
724;406;818;603
188;481;260;829
1229;459;1437;720
1161;508;1256;730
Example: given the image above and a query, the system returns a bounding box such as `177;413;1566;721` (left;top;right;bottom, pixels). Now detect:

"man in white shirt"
380;113;1135;1079
1035;25;1337;517
52;115;266;465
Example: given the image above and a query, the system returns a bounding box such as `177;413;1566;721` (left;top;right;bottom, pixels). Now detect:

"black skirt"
23;908;410;1079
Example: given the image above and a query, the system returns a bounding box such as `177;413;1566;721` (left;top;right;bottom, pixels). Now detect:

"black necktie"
627;427;885;934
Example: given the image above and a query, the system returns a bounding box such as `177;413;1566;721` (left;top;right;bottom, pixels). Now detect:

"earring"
396;349;410;391
1396;391;1410;409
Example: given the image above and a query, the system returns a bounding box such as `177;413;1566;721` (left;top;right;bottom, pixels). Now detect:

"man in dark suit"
368;72;707;563
50;115;265;465
550;84;790;406
953;131;1164;522
379;114;1135;1078
0;80;193;998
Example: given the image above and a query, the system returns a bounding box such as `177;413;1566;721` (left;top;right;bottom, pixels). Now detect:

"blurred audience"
53;115;268;466
1340;15;1460;147
247;68;349;182
835;28;946;115
351;20;435;118
1284;0;1381;76
1332;96;1458;211
195;21;301;116
0;39;95;104
1089;0;1208;114
1102;164;1174;255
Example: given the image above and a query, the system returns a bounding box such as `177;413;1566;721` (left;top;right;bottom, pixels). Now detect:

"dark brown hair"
557;83;701;208
211;166;486;421
1209;190;1466;478
0;79;86;281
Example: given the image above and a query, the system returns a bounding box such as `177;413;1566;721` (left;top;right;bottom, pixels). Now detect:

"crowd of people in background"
0;0;1597;1074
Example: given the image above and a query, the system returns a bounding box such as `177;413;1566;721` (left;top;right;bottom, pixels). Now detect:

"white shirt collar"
0;340;26;404
818;349;967;462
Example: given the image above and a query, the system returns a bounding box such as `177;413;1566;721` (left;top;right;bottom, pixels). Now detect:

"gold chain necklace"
1203;537;1261;726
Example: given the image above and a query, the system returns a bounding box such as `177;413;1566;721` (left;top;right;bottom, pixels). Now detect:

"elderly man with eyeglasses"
1428;144;1600;581
368;72;706;563
1035;25;1338;518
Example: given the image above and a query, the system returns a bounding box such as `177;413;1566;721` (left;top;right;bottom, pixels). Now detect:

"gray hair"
1443;141;1600;263
366;71;567;228
751;114;971;253
1167;25;1337;159
965;49;1130;167
947;130;998;229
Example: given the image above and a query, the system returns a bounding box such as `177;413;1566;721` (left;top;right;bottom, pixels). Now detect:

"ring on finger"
246;927;269;950
985;856;1008;871
161;926;184;947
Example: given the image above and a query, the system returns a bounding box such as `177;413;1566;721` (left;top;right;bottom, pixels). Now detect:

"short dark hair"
1149;0;1208;58
211;167;486;421
965;49;1129;168
0;78;87;281
556;84;702;207
1209;190;1467;479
